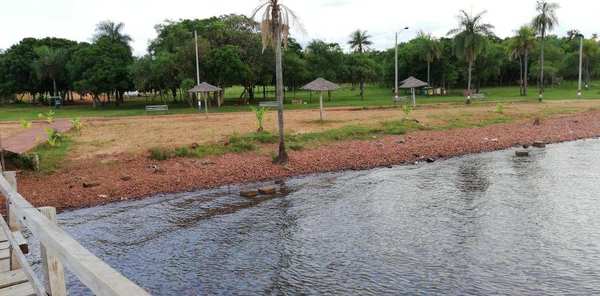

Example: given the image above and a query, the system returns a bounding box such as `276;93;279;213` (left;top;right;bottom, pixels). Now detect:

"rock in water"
258;187;277;195
532;141;546;148
515;151;530;157
240;190;259;198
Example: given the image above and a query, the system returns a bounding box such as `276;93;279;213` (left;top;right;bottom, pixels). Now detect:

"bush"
149;147;173;161
45;128;63;147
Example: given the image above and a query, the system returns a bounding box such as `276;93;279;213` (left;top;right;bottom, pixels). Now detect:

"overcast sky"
1;0;596;56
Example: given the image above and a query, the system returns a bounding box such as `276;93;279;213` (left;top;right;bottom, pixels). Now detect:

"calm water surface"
54;139;600;295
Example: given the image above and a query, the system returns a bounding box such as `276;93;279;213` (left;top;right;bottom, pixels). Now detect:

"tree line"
0;1;598;106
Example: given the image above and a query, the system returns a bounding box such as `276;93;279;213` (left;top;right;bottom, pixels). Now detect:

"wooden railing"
0;172;150;296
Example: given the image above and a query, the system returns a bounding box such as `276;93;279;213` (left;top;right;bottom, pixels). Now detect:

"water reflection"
52;139;600;295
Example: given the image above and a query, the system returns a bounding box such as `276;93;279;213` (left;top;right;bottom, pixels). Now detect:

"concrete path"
1;120;72;154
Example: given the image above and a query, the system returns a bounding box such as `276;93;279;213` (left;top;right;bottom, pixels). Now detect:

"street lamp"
395;27;410;99
577;33;584;98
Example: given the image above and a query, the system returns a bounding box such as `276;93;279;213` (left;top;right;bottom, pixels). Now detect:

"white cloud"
0;0;596;56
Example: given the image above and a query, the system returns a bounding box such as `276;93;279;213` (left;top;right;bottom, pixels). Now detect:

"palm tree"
416;31;442;86
532;0;559;102
448;10;494;104
348;30;372;99
33;46;67;97
252;0;300;164
509;26;536;96
94;21;132;44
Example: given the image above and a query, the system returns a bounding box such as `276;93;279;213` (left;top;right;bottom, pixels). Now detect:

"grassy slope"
1;82;599;121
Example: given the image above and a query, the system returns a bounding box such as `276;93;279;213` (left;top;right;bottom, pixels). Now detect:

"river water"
56;139;600;295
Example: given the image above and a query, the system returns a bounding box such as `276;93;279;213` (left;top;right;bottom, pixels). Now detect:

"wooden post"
2;171;20;270
319;92;324;121
39;207;67;296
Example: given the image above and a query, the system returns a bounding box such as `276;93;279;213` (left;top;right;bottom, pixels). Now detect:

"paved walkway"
1;120;72;154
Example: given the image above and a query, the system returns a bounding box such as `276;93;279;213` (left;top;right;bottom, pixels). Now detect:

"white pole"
194;30;200;86
319;92;324;121
412;88;416;107
578;35;583;98
204;94;208;117
395;32;398;99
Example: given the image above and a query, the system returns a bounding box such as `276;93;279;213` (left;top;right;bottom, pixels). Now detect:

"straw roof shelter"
399;76;428;106
302;78;340;121
188;82;222;116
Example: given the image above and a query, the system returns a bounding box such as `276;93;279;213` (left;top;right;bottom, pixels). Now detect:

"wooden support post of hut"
399;76;428;107
188;82;223;117
301;78;340;121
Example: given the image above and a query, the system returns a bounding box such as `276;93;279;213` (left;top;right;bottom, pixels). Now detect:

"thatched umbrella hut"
399;76;428;107
188;82;222;116
301;78;340;121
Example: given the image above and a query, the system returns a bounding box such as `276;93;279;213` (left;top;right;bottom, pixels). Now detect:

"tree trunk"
427;61;431;86
273;10;288;164
518;55;524;96
539;31;545;102
52;79;57;97
524;49;529;96
466;60;473;104
359;79;364;100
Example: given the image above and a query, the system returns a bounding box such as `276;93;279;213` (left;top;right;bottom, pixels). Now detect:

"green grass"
149;119;425;161
30;136;72;173
2;81;600;121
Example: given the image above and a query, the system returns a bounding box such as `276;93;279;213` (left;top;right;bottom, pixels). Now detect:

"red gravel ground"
12;111;600;211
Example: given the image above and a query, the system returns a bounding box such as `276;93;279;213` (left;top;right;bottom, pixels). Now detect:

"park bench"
145;104;169;114
471;93;486;100
259;101;279;108
393;96;409;105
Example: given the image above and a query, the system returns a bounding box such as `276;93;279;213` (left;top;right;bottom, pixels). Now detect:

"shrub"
149;147;173;161
20;119;32;128
70;117;84;133
495;103;504;114
45;128;63;147
38;110;56;124
250;106;267;132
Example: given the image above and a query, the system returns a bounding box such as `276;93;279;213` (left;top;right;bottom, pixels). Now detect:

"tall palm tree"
33;46;67;97
416;31;442;86
94;21;132;44
348;30;372;99
532;0;559;102
509;26;536;96
448;10;494;104
252;0;299;164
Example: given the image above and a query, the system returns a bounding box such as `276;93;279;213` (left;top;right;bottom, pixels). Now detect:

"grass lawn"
1;81;599;122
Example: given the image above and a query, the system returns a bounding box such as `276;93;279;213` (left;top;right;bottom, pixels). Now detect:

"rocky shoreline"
15;110;600;211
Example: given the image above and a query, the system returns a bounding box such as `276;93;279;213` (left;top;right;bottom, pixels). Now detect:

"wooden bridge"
0;171;150;296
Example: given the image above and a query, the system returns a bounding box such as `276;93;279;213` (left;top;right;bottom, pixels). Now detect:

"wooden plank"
0;210;46;295
39;207;66;296
3;171;21;271
0;259;9;273
0;175;150;296
0;269;28;289
0;249;8;260
0;243;8;250
0;281;35;296
11;232;28;255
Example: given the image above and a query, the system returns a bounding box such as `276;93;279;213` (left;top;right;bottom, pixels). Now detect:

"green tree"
32;46;67;97
415;31;442;86
252;0;300;164
532;0;559;101
94;21;133;44
508;26;536;95
448;10;495;104
348;30;373;99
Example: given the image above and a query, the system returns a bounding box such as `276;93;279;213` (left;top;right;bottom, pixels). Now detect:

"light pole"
577;34;584;98
395;27;410;99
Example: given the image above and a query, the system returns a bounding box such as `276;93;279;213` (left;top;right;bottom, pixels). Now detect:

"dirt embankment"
13;110;600;211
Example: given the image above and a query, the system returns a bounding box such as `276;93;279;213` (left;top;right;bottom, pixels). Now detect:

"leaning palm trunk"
273;8;288;163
